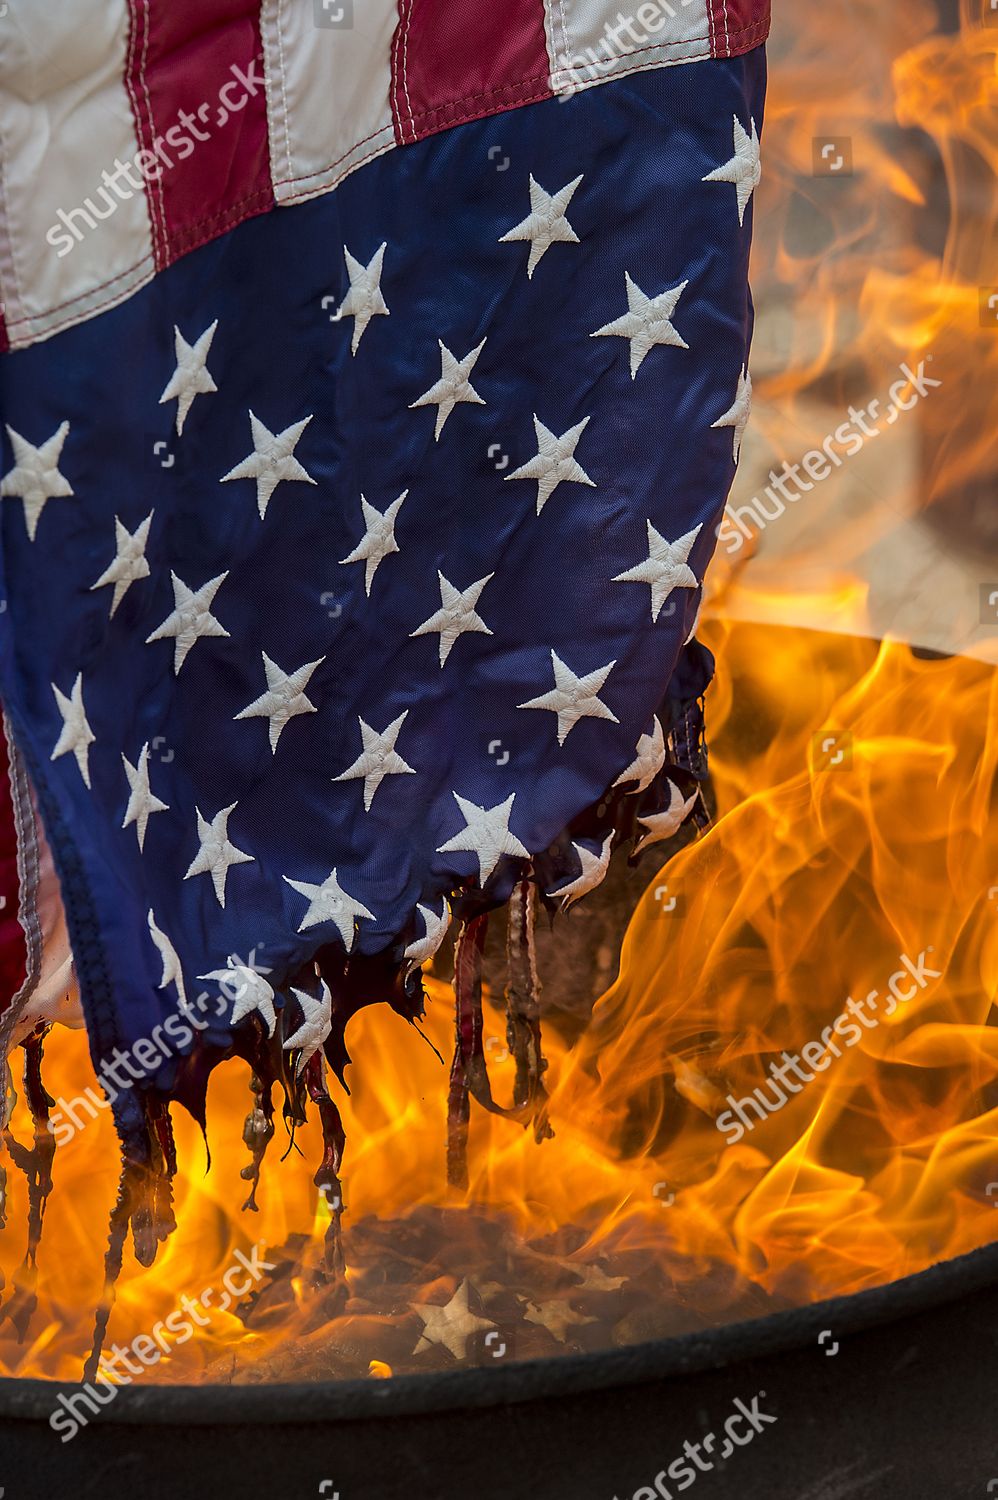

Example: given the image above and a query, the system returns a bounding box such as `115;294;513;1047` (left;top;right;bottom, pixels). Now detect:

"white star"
437;792;529;885
550;834;613;911
613;717;666;794
410;571;493;667
518;650;618;746
612;521;701;624
410;340;486;440
702;115;761;226
499;173;583;278
711;367;753;462
334;712;416;811
283;868;374;950
403;901;451;973
90;512;153;617
50;673;94;788
1;422;73;541
234;651;324;753
334;242;389;354
505;415;595;516
634;781;699;854
200;955;277;1036
412;1279;493;1359
147;910;186;1006
121;743;169;851
283;981;333;1072
158;321;218;435
221;411;316;519
523;1299;597;1344
591;274;689;379
184;804;254;907
685;600;702;646
339;490;407;596
145;571;229;673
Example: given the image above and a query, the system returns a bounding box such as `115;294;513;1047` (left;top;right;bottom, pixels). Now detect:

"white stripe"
0;1;154;349
260;0;397;208
544;0;713;96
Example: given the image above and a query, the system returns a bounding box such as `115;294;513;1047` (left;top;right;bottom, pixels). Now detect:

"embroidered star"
571;1263;627;1293
634;781;699;854
334;712;416;811
550;834;613;911
121;743;169;851
145;571;229;673
612;521;701;624
158;321;218;435
184;804;254;907
234;651;324;753
147;910;186;1006
339;491;407;596
412;1280;493;1359
50;673;94;788
410;340;486;440
403;901;451;972
613;717;665;794
283;981;333;1072
221;411;316;520
712;367;753;462
523;1300;597;1344
703;115;761;226
505;415;595;516
334;242;389;354
591;274;689;378
499;173;583;278
410;571;493;667
283;868;374;950
90;512;153;617
200;955;277;1036
437;792;530;885
518;650;618;746
1;422;73;541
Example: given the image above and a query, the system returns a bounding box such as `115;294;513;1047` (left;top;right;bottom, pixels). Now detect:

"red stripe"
0;733;27;1013
390;0;552;148
707;0;770;57
124;1;273;273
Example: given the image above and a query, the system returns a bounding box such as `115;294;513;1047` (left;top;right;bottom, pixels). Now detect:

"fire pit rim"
1;1237;995;1427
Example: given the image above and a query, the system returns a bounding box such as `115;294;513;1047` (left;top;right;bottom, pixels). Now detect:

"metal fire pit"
1;1239;994;1499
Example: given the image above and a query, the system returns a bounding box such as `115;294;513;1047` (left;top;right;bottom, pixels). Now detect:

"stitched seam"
8;265;157;346
557;0;571;79
399;0;417;145
276;0;294;188
0;96;25;329
276;134;396;204
139;0;169;266
272;123;395;187
541;0;560;86
122;1;155;263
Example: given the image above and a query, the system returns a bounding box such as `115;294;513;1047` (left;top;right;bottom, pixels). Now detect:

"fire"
2;2;997;1383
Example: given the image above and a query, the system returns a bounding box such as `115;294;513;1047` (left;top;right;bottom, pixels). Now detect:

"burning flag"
0;0;769;1309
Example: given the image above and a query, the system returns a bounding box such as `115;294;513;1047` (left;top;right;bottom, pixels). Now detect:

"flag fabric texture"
0;1;768;1159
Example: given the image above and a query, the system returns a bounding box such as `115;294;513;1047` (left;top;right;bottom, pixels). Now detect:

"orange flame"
2;1;997;1382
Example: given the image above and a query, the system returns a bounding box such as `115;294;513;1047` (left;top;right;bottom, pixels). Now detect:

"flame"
2;2;997;1382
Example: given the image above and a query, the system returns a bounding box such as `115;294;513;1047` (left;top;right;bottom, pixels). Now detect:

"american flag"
0;0;767;1157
